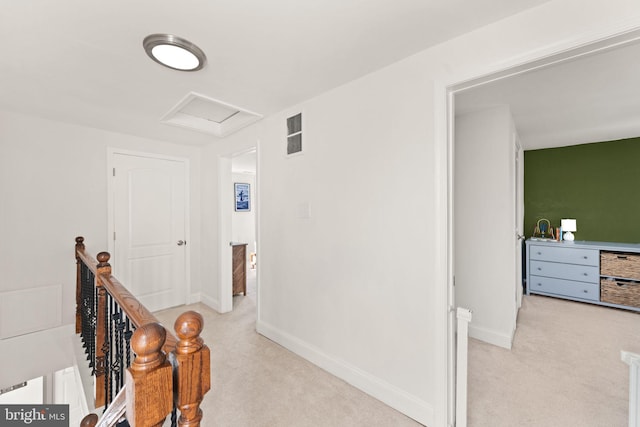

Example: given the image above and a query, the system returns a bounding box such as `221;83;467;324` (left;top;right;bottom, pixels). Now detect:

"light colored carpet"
468;294;640;427
154;269;421;427
156;276;640;427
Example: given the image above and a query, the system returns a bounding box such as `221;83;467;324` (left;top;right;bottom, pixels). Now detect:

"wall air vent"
161;92;262;138
286;113;302;155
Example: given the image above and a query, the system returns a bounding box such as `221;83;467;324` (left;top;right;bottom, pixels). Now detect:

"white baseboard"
188;292;201;304
200;293;220;312
468;324;513;349
256;320;434;427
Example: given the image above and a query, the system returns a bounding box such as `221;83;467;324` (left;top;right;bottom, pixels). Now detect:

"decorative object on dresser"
532;218;555;240
561;218;577;241
526;239;640;312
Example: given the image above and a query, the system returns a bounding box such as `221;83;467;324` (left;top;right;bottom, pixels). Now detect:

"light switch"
297;201;311;219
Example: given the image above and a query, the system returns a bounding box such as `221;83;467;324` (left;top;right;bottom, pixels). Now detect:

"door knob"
177;240;186;246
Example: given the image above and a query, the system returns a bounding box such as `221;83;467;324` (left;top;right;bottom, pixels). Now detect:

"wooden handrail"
98;273;177;353
75;237;210;426
75;241;178;351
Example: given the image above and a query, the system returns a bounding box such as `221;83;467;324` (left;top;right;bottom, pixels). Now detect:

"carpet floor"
468;294;640;427
156;275;640;426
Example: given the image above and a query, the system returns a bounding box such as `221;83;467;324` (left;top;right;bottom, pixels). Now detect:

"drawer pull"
537;252;542;255
537;267;542;271
617;255;628;260
583;273;588;276
583;256;588;259
583;290;588;293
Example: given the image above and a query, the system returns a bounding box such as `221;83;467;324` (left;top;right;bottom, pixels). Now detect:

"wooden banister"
98;273;178;353
126;323;173;427
75;236;85;334
174;311;211;427
74;237;210;426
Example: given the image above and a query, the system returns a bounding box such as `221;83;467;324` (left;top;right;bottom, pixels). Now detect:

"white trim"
433;78;453;427
256;320;435;426
106;147;191;307
467;324;513;350
621;350;640;427
255;140;262;324
217;155;233;314
188;292;201;304
200;293;220;312
455;308;473;427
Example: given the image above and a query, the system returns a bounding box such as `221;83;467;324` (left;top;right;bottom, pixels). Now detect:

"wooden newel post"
75;236;85;334
126;323;173;427
94;251;111;408
174;311;211;427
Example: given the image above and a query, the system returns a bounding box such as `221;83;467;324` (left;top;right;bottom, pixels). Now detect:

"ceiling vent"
160;92;262;137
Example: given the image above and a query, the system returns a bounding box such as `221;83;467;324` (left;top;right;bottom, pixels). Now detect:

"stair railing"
75;236;210;427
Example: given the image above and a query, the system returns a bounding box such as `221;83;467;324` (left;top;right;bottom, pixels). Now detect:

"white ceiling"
455;38;640;150
0;0;549;146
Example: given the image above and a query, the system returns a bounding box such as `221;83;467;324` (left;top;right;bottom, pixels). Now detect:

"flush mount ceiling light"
143;34;206;71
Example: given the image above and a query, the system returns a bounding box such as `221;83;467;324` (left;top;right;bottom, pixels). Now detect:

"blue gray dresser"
526;239;640;312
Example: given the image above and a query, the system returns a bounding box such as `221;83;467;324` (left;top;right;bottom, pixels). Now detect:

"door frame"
442;25;640;427
218;146;258;313
107;148;192;303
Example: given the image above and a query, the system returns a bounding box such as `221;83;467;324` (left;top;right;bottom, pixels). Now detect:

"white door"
112;152;187;312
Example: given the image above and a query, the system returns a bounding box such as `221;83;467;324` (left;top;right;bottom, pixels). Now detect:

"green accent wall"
524;137;640;243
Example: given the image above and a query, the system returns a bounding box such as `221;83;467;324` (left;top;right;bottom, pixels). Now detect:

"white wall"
454;106;518;349
0;110;203;386
205;2;640;425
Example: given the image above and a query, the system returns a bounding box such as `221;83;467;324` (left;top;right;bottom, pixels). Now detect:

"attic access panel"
161;92;262;137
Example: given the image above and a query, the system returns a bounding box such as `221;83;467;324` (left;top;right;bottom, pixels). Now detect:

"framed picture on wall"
234;182;251;212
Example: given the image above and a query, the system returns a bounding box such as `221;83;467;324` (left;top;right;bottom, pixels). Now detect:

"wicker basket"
601;278;640;308
601;251;640;280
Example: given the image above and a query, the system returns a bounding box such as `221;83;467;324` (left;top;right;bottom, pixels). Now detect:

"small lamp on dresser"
561;218;577;241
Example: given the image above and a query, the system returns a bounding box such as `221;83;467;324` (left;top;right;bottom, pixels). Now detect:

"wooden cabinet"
526;239;640;311
231;243;247;296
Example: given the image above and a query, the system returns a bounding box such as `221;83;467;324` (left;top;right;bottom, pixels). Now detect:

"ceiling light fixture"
143;34;207;71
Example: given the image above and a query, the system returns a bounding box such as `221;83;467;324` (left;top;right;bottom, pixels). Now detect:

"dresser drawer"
529;276;599;301
529;245;599;266
601;251;640;280
530;260;599;283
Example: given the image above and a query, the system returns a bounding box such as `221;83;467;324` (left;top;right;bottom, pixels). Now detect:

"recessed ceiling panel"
161;92;262;137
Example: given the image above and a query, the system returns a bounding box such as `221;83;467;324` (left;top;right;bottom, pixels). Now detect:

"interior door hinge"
113;167;115;177
113;231;116;240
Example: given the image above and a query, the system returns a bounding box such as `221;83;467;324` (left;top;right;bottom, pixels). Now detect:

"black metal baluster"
171;407;177;427
104;292;112;408
124;318;133;369
113;306;124;392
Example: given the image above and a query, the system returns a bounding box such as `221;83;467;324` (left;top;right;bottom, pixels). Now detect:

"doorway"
451;29;640;348
218;147;257;313
446;26;640;426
